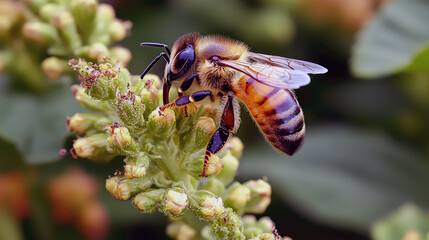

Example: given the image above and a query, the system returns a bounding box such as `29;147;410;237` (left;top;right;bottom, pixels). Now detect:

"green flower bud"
193;191;225;221
52;11;82;50
224;182;251;212
147;108;176;139
201;178;225;196
256;217;275;233
242;215;257;227
124;164;146;179
70;59;121;100
72;134;114;162
193;116;216;150
41;56;69;80
161;188;189;217
252;233;277;240
124;154;150;179
105;176;130;200
71;0;97;41
116;91;145;126
22;22;58;45
133;189;165;213
71;84;105;112
139;86;161;117
110;46;132;67
87;42;110;61
166;222;196;240
216;154;239;185
205;154;223;177
89;4;115;45
106;124;139;154
212;208;245;240
244;180;272;214
0;2;23;35
222;137;244;159
109;19;128;42
106;176;152;201
67;113;105;133
39;4;65;22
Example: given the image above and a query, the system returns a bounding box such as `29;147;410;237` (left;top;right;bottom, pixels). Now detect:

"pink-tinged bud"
47;168;99;224
53;11;82;50
244;180;272;214
0;171;30;219
105;177;130;201
166;222;196;240
22;22;57;45
42;57;68;80
76;201;109;240
110;46;132;67
161;189;189;217
39;4;65;21
88;43;110;61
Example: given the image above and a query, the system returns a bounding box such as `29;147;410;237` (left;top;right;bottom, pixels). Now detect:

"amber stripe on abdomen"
234;76;305;155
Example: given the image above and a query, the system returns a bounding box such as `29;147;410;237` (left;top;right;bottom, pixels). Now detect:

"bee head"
166;33;199;83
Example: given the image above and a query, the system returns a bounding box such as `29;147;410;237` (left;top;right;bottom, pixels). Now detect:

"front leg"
159;90;212;112
200;93;235;177
177;74;199;117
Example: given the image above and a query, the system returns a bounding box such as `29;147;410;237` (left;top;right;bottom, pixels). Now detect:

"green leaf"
372;204;429;240
240;125;429;233
351;0;429;78
0;78;82;164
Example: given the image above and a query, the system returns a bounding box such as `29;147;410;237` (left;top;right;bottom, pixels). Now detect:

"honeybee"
140;33;327;177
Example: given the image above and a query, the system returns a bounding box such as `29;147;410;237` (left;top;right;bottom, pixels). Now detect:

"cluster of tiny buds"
67;58;284;239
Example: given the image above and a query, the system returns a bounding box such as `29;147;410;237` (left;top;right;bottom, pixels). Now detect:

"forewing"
218;60;311;89
247;52;328;74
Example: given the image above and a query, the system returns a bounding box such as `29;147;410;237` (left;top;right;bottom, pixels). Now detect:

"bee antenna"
140;52;169;79
140;42;171;57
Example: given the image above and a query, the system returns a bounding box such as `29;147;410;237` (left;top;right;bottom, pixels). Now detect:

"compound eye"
172;45;195;75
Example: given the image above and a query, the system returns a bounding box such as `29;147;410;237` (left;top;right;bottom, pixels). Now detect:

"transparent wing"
247;52;328;74
218;59;311;89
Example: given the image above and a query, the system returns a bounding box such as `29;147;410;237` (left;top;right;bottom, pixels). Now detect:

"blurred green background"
1;0;429;239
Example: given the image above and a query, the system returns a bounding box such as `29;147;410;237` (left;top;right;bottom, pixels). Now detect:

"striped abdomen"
233;76;305;155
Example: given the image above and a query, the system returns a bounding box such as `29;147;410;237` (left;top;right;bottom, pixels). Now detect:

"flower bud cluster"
0;0;131;93
69;59;284;239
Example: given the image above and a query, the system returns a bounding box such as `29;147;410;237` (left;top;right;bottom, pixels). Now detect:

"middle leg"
200;93;236;177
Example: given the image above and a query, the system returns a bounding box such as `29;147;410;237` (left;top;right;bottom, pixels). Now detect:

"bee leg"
159;91;212;113
178;74;199;96
178;74;199;118
200;94;235;177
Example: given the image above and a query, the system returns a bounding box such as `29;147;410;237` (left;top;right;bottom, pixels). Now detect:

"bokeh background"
1;0;429;239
